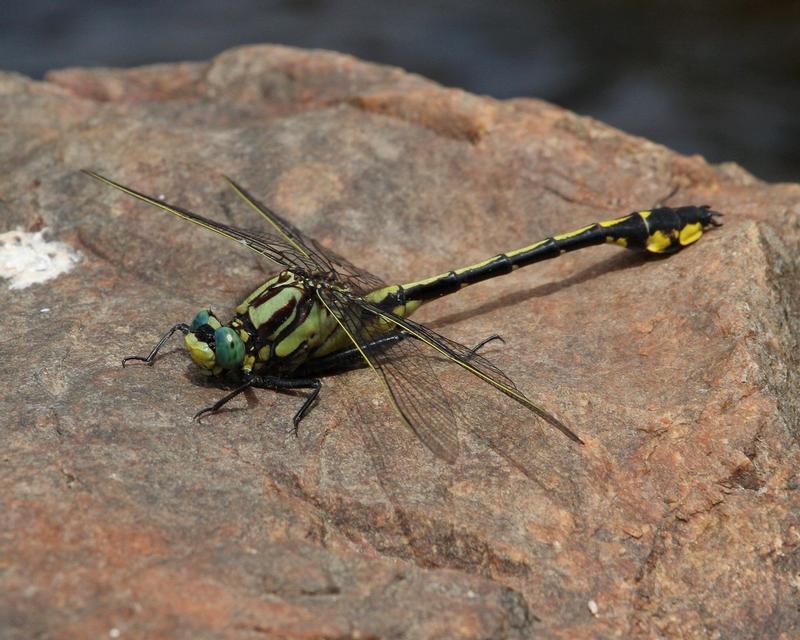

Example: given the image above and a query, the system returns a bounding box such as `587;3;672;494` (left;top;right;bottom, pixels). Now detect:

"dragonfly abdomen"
400;205;721;304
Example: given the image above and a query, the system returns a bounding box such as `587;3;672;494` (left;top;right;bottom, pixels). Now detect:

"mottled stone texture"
2;44;799;639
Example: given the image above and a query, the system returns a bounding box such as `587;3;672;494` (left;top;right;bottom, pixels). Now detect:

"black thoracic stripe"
268;291;318;362
256;295;298;340
400;206;718;304
251;276;291;308
232;313;257;339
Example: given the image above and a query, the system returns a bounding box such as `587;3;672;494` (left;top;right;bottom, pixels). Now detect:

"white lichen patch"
0;229;81;290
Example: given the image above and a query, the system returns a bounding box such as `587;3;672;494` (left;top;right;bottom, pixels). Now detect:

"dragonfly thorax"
237;271;348;371
183;272;350;379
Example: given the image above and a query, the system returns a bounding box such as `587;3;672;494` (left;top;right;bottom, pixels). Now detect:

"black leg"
217;333;504;431
123;323;190;367
288;378;322;434
194;374;322;435
467;333;504;357
194;379;254;420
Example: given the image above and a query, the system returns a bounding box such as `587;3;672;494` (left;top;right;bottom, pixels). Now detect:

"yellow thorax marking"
243;354;255;373
248;286;301;338
236;275;281;315
273;300;330;358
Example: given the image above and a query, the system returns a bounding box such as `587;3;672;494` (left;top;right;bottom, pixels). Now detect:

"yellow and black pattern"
397;206;722;305
84;168;722;463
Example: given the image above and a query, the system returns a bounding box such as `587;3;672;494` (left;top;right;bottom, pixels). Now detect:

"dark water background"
3;0;798;182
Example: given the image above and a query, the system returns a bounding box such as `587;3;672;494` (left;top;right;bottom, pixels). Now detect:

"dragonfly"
84;170;722;462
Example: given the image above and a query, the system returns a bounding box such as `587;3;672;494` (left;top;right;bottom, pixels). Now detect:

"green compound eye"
214;326;244;369
191;309;221;331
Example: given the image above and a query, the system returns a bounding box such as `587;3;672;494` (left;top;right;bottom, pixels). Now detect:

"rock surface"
2;44;799;639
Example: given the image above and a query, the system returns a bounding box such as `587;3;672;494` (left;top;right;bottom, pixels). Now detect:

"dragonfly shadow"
428;250;649;329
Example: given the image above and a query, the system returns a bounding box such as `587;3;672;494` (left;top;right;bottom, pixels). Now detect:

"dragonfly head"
184;309;245;376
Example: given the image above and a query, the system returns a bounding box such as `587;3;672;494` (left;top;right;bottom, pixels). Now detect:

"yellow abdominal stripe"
598;215;634;228
364;284;401;303
553;225;594;241
679;222;704;246
362;284;421;320
506;238;548;260
645;230;674;253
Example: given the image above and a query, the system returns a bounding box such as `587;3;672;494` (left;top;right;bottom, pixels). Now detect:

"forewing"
84;170;325;275
224;176;386;295
317;289;460;462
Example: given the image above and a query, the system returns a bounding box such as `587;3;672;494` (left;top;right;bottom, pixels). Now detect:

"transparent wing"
223;176;386;295
83;171;384;291
346;298;583;444
318;289;461;462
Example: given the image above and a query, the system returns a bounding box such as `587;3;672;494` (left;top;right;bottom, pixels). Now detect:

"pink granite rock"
1;44;798;639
